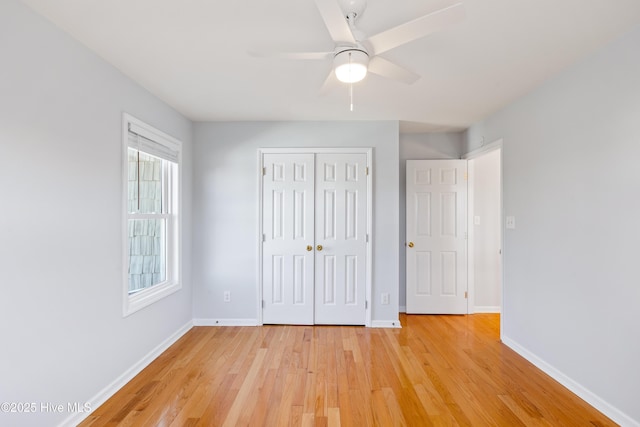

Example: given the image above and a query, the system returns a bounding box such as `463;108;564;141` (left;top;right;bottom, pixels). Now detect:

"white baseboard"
193;318;260;326
399;306;501;314
59;320;193;427
473;305;501;313
502;336;639;427
370;320;402;328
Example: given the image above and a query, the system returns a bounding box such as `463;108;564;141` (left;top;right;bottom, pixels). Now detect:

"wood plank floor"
80;314;615;426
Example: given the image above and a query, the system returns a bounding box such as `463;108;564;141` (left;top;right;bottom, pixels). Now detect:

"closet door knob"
408;242;414;248
306;245;313;252
316;245;323;251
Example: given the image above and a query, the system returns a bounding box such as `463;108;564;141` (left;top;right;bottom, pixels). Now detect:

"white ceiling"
21;0;640;133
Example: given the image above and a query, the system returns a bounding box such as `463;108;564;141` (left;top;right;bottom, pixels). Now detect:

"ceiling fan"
253;0;465;88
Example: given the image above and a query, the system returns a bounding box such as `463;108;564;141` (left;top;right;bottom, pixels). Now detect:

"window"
123;114;181;316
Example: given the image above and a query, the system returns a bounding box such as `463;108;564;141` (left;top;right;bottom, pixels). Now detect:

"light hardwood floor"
81;314;614;426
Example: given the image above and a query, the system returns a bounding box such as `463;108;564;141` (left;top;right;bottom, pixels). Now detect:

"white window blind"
128;122;180;163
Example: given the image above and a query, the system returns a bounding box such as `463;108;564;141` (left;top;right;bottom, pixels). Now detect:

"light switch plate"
381;293;390;305
474;216;481;225
506;216;516;229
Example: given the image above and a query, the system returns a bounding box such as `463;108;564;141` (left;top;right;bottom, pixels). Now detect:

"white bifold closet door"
262;153;367;325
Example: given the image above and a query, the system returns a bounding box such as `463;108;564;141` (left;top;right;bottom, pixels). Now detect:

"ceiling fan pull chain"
350;82;354;112
349;51;354;111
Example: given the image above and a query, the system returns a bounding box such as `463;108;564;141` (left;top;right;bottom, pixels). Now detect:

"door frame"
462;138;504;340
257;148;373;326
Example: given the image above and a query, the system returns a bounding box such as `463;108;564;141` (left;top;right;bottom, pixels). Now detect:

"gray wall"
398;132;463;309
192;121;400;324
464;24;640;424
0;1;193;426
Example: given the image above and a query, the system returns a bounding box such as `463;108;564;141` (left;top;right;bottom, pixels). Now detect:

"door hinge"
365;300;368;309
464;232;468;240
262;300;265;308
366;167;369;176
262;234;266;242
366;233;369;243
262;166;266;176
464;171;468;181
464;291;468;299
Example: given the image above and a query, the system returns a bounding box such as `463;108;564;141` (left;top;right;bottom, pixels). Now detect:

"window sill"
123;280;182;317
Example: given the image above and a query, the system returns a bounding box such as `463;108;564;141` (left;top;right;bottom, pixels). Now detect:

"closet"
259;149;371;325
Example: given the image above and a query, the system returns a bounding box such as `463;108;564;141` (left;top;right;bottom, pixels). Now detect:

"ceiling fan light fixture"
334;49;369;83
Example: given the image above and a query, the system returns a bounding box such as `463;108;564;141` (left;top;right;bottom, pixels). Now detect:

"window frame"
122;113;182;316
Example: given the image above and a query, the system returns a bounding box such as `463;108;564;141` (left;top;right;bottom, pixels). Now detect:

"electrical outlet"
381;293;390;305
223;291;231;302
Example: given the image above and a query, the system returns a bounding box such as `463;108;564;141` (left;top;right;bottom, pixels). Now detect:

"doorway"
467;148;502;315
258;148;372;325
404;143;503;317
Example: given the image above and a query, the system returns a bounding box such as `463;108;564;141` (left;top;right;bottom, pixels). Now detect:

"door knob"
306;245;313;252
316;245;323;251
408;242;414;248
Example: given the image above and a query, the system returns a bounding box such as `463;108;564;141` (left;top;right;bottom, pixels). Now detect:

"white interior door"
314;153;367;325
406;160;467;314
262;154;315;324
261;151;368;325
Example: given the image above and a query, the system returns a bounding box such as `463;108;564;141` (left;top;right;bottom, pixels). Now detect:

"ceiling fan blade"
248;50;333;60
314;0;356;45
366;2;465;55
368;57;420;84
319;69;337;95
